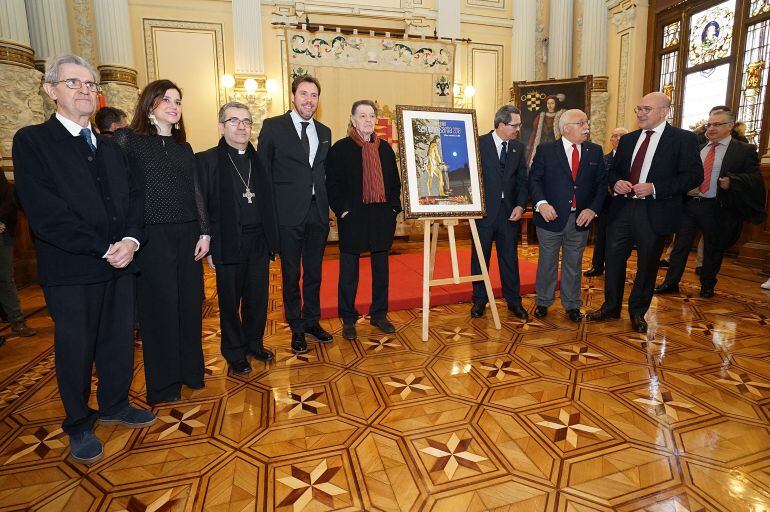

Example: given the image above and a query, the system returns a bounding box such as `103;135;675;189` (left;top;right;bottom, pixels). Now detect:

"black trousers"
215;230;270;363
338;250;389;325
602;199;666;317
470;206;522;307
279;204;329;333
137;222;204;404
43;275;135;435
661;198;722;288
590;212;609;271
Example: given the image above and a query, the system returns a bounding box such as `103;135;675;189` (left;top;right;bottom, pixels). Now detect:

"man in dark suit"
12;54;155;465
198;101;280;375
655;109;762;298
586;92;703;332
258;75;333;354
585;126;627;277
529;109;608;322
470;105;529;320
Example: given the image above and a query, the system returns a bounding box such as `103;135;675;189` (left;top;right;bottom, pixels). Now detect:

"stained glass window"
681;64;730;130
663;22;681;49
751;0;770;17
687;1;735;67
738;20;770;146
659;51;678;123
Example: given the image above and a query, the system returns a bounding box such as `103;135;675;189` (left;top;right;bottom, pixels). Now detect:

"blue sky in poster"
439;120;468;172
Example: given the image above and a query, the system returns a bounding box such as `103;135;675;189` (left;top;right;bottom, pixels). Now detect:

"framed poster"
510;76;593;167
396;105;485;219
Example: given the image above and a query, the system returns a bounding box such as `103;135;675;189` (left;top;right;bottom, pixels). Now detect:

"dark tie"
300;122;310;159
499;141;507;169
80;127;96;154
571;144;580;208
629;130;655;185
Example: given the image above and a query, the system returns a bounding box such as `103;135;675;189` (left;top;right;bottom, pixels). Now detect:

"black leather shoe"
695;266;702;276
583;267;604;277
585;307;621;322
305;324;333;343
659;259;669;268
534;305;548;318
508;304;529;320
291;332;309;354
630;315;648;332
470;303;485;318
248;347;275;362
654;283;680;295
371;317;396;334
699;287;715;298
230;359;252;375
342;324;357;340
566;309;583;323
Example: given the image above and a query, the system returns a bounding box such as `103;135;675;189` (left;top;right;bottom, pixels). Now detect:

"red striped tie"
700;142;718;194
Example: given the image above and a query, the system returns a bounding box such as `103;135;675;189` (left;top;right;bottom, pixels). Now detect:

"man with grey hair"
12;54;155;465
585;126;628;277
470;104;529;320
197;101;279;375
529;109;607;322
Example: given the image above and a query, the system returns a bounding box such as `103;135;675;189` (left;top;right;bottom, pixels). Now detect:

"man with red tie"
586;92;702;332
655;108;761;298
529;109;607;322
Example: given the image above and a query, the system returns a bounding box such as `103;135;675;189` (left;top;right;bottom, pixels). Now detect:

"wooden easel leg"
445;220;460;283
469;218;501;330
422;219;432;341
429;222;439;281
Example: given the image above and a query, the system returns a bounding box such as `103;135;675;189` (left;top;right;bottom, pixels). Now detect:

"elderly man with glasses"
197;101;280;375
12;54;155;465
586;92;703;332
529;110;607;322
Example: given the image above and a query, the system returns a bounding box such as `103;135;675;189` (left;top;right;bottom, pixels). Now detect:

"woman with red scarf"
326;100;402;341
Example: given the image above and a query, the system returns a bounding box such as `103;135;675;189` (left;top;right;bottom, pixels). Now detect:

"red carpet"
319;248;548;319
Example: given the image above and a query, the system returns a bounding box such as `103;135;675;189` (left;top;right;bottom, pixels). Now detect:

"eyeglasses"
565;120;590;127
704;121;732;129
634;106;667;114
51;78;101;93
223;117;253;127
505;122;522;129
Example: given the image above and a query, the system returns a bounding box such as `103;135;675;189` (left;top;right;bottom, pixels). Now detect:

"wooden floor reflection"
1;244;769;511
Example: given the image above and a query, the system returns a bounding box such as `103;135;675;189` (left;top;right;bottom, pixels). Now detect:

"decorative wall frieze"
0;65;45;169
610;1;638;32
100;82;139;121
98;65;138;86
71;0;98;65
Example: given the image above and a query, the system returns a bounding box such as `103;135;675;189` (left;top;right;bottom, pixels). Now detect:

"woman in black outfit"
326;100;402;341
114;79;210;405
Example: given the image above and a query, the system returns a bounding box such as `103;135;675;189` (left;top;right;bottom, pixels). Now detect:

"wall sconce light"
221;73;236;89
265;78;280;96
453;82;475;108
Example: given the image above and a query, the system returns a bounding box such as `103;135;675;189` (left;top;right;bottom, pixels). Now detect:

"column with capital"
511;1;538;82
94;0;140;120
547;0;574;79
229;0;269;133
0;0;46;170
579;0;610;145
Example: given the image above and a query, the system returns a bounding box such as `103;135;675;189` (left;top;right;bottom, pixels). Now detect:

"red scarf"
349;127;386;204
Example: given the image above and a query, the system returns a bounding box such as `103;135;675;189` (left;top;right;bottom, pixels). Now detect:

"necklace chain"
227;153;251;189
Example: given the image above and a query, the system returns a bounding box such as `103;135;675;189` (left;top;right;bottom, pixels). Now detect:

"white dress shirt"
289;109;318;194
630;120;667;188
535;137;581;212
54;113;140;256
698;135;731;198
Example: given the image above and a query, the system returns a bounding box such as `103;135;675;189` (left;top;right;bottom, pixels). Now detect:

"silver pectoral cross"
243;187;255;204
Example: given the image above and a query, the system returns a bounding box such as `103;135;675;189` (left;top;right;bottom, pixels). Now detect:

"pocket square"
589;162;598;165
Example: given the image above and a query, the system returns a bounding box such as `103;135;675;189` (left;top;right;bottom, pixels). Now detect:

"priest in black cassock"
197;101;280;375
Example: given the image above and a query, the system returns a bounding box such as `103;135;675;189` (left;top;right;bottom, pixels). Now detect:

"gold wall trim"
0;42;35;69
142;18;226;106
465;0;505;10
98;65;138;86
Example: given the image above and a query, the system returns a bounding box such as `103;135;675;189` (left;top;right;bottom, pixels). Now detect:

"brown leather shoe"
630;315;648;332
11;321;36;337
585;308;621;322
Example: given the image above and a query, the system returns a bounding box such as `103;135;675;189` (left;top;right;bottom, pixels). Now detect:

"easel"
421;217;501;341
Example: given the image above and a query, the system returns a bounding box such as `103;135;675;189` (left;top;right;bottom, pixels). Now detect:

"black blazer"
711;139;766;238
529;139;608;232
326;137;402;254
257;111;331;227
477;132;528;227
607;124;703;235
197;138;280;264
12;115;142;285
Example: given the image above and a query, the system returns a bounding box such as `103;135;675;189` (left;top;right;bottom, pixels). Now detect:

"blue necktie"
80;128;96;154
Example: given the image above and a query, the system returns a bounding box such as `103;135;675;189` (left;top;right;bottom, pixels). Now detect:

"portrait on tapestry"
511;76;593;168
396;105;485;219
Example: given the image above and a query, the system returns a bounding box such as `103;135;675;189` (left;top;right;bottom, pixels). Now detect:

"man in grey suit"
258;75;333;355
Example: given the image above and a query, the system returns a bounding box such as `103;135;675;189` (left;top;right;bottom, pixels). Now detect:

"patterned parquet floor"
1;243;769;511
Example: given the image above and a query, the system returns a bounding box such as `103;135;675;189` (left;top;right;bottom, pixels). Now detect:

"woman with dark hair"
113;79;210;405
326;99;402;340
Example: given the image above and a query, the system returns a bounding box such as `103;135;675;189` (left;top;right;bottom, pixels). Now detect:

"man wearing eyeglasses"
197;101;280;375
529;110;607;322
12;54;155;465
655;109;763;298
586;92;702;332
470;105;530;320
